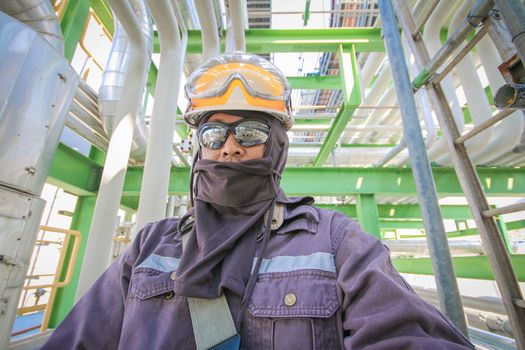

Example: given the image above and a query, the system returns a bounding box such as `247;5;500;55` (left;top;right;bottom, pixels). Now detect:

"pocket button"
284;293;296;307
164;291;174;300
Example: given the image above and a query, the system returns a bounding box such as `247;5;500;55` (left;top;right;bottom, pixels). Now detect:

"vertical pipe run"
76;0;149;299
378;0;469;336
135;0;182;232
494;0;525;67
194;0;220;60
229;0;246;52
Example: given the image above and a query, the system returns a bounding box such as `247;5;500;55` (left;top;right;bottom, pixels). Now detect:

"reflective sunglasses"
198;120;270;149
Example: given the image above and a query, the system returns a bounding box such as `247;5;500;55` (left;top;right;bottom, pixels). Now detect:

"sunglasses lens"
235;121;270;147
199;123;228;149
198;121;270;149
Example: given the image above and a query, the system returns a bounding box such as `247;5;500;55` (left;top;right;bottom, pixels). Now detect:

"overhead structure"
1;0;525;348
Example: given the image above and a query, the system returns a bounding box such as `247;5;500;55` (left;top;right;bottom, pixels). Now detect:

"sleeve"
41;223;154;350
333;218;475;350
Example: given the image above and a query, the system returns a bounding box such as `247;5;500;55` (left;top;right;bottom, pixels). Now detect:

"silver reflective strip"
254;252;335;274
137;254;180;272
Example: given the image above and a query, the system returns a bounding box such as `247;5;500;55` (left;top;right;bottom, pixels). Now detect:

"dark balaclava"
173;110;289;299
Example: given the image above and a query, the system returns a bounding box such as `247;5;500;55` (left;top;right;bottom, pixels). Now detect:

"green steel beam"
48;147;105;326
49;144;525;197
60;0;91;61
303;0;312;26
316;204;473;219
393;255;525;282
48;143;101;196
380;221;425;229
153;28;385;54
446;219;525;240
288;76;342;90
314;45;361;166
91;0;114;36
279;167;525;197
48;195;96;327
356;194;381;238
293;119;332;126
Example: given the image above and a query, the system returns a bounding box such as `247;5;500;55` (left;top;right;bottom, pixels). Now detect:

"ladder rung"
482;202;525;218
455;109;516;145
432;25;489;86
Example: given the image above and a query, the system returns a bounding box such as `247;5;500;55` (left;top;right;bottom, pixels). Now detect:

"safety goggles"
185;53;291;108
198;120;270;149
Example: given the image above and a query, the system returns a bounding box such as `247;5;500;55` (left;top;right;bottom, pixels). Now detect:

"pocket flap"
248;270;339;318
130;268;175;300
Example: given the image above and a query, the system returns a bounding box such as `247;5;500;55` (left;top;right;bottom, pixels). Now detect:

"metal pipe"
194;0;220;60
472;2;523;165
494;0;525;68
495;84;525;109
76;0;149;299
379;0;469;336
412;0;495;90
228;0;247;52
385;239;485;257
438;1;494;165
395;1;525;346
413;286;507;315
431;25;489;86
135;0;184;232
413;0;440;36
0;0;64;55
98;0;153;161
420;0;464;165
375;139;406;166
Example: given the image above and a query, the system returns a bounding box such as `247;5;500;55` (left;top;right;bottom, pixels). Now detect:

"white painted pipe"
227;0;246;52
76;0;149;300
135;0;185;233
194;0;220;60
422;0;465;164
385;239;485;257
472;6;524;164
435;1;493;165
388;36;436;166
360;52;386;94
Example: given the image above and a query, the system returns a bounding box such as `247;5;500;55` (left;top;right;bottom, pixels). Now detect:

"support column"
48;148;104;327
378;0;469;335
60;0;91;61
356;193;381;239
47;196;96;327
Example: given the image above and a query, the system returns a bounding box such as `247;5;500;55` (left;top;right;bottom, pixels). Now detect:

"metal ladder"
379;0;525;348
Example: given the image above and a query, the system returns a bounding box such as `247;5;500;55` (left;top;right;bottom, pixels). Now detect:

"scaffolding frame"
378;0;525;348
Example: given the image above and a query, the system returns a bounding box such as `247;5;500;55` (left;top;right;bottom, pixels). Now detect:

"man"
43;52;474;349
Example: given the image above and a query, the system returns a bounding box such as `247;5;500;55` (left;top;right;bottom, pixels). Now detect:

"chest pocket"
129;268;176;301
246;270;341;350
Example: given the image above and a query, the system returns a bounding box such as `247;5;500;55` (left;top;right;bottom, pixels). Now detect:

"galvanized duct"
98;0;153;161
0;0;64;55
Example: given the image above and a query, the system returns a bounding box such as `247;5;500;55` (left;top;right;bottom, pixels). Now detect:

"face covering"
173;111;288;299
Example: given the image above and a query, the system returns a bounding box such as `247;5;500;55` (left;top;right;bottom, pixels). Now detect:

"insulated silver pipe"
379;0;469;336
76;0;150;300
98;0;153;161
494;0;525;68
0;0;64;55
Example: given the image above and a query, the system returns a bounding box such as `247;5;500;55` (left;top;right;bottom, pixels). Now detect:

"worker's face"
200;113;266;162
